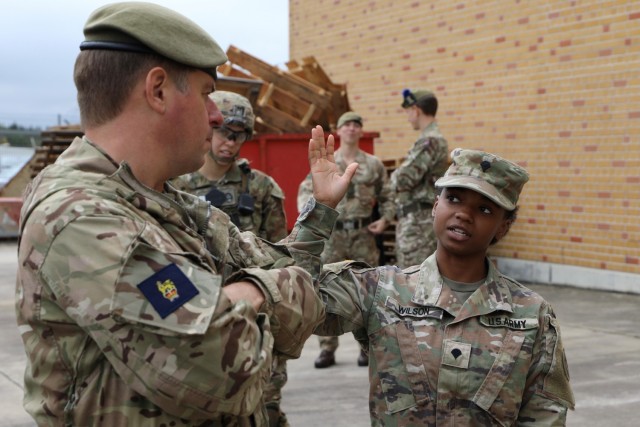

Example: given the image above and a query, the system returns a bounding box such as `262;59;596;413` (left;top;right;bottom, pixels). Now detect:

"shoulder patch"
137;263;199;319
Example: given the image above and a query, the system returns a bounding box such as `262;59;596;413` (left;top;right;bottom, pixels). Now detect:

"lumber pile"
217;45;351;134
30;48;353;177
31;127;83;178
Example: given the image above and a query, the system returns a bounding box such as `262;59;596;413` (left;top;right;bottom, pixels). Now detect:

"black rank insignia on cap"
138;263;199;319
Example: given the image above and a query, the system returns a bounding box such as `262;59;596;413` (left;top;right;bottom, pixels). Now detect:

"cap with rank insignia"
435;148;529;211
137;263;200;319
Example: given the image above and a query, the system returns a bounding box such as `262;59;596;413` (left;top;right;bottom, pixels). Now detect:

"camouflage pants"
264;355;289;427
323;227;379;266
395;209;436;269
319;227;379;351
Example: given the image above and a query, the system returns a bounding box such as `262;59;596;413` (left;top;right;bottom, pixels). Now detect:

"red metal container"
240;132;379;230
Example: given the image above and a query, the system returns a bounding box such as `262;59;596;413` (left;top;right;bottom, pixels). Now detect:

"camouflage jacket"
16;137;336;426
390;121;449;208
175;158;287;242
316;255;575;426
297;149;395;222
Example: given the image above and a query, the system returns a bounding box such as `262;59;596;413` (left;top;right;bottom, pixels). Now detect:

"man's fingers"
343;162;359;182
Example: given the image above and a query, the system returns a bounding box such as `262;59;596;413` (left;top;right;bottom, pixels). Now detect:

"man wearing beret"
15;2;356;426
313;146;575;425
391;89;449;268
298;111;395;369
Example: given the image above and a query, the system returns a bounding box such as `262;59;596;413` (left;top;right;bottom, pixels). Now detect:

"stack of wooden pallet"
217;45;351;134
31;127;83;178
30;49;352;178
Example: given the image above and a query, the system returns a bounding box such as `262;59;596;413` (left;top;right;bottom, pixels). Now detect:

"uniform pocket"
472;324;536;425
372;320;432;413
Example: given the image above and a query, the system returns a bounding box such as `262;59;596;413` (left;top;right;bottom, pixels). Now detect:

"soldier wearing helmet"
175;91;290;426
176;91;287;243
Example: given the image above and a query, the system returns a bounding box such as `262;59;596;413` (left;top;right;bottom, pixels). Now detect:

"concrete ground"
1;240;638;426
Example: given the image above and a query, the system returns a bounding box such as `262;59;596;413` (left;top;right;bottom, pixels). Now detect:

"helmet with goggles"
210;91;255;140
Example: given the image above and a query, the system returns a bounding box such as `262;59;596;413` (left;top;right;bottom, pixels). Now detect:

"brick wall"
290;0;639;276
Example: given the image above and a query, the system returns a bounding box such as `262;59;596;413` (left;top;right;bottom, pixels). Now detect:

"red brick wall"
290;0;639;275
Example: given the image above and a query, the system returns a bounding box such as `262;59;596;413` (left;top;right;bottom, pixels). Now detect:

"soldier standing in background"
174;91;290;426
298;111;395;369
314;147;575;425
175;91;287;245
15;3;357;425
391;89;449;268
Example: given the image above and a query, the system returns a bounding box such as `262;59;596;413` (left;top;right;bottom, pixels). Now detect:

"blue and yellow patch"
137;263;199;319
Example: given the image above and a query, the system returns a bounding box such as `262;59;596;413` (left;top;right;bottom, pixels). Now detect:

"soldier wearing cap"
391;89;449;268
15;2;357;426
174;91;290;426
297;111;395;369
312;147;575;425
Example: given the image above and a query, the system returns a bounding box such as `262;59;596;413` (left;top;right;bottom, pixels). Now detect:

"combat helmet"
210;91;255;139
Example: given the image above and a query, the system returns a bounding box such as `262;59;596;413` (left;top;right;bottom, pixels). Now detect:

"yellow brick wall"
290;0;640;275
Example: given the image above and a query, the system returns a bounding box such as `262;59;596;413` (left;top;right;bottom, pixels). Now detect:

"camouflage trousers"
319;226;379;351
264;355;289;427
323;227;379;266
395;209;436;269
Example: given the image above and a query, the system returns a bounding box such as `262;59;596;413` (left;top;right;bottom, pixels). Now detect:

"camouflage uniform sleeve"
259;176;288;242
518;302;575;425
223;200;338;358
313;261;378;345
38;214;275;418
391;138;440;192
374;158;396;221
296;174;313;213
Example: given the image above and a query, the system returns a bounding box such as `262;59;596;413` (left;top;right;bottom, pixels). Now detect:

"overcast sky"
0;1;289;129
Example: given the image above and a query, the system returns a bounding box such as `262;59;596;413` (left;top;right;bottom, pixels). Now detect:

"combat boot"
357;349;369;367
314;350;335;368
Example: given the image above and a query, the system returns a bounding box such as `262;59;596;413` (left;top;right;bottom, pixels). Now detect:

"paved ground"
1;240;638;426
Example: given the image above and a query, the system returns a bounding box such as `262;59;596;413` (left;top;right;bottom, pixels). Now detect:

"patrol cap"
210;91;255;136
80;2;227;78
435;148;530;211
337;111;363;129
401;88;435;108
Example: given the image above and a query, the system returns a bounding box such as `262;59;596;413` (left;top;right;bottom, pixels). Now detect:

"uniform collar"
412;253;514;317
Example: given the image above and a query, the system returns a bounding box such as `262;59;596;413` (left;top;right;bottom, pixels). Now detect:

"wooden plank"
254;104;308;134
215;76;264;106
264;86;323;125
289;56;337;91
226;45;331;109
254;117;282;135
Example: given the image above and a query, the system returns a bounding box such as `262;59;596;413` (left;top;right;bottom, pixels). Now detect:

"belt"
334;217;373;231
396;200;433;218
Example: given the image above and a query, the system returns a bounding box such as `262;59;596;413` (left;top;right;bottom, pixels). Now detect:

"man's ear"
432;195;439;217
145;67;169;114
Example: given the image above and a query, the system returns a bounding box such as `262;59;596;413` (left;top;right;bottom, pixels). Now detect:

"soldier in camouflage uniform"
298;111;395;369
315;147;575;425
391;89;449;268
174;91;287;244
175;91;290;426
15;3;358;426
